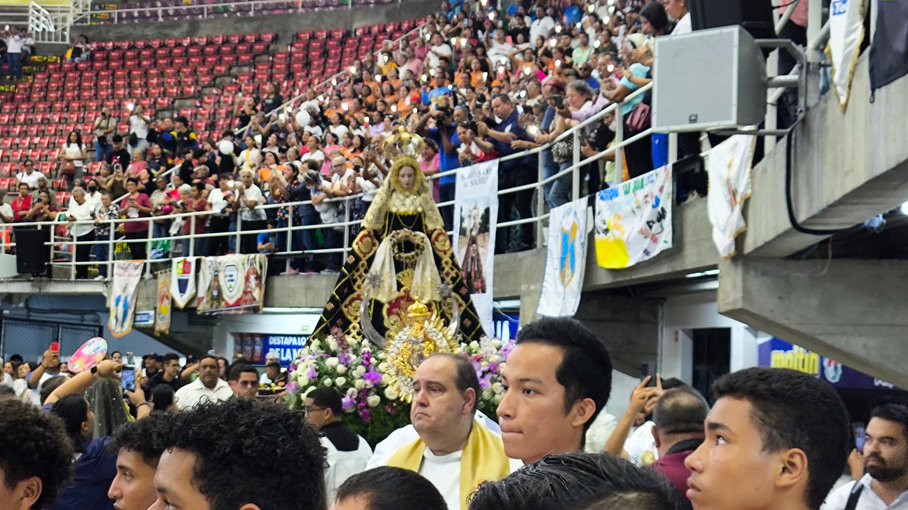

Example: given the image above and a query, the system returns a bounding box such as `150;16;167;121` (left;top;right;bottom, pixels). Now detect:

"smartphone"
853;423;866;454
121;368;136;392
552;95;565;109
50;342;60;354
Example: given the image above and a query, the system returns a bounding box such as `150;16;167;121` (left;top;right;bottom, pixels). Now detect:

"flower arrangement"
286;325;515;445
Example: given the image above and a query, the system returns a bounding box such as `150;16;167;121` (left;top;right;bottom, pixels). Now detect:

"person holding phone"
93;108;116;163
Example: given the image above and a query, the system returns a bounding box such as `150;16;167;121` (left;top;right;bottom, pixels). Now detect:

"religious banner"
155;270;172;336
537;198;588;317
170;257;197;309
108;261;144;338
452;160;498;335
197;254;267;314
594;165;672;269
827;0;867;110
706;135;756;258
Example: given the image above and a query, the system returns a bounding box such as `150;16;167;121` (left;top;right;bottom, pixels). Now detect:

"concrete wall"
76;0;439;42
660;291;759;382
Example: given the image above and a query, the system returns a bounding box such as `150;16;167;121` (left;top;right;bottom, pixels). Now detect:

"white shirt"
238;184;266;221
63;143;85;168
129;114;149;139
207;187;232;213
427;43;453;68
0;203;13;223
174;377;232;409
322;434;373;505
822;475;908;510
67;198;95;238
6;35;24;53
624;421;658;467
17;170;44;189
488;41;515;65
672;12;692;36
530;16;555;44
367;412;502;469
328;124;350;141
420;448;462;510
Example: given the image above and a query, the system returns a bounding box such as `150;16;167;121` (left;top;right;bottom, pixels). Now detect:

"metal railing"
75;0;402;25
0;83;653;281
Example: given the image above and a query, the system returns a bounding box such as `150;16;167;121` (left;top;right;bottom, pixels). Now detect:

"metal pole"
535;148;545;246
189;215;195;257
571;129;581;202
341;199;350;266
107;220;114;280
285;203;294;273
615;107;625;180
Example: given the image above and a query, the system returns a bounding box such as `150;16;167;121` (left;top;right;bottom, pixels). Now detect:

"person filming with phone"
822;404;908;510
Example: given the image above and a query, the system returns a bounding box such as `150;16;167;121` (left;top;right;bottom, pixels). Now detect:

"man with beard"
173;355;231;409
822;404;908;510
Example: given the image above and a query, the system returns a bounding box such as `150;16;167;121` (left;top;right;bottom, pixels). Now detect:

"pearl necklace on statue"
389;191;423;216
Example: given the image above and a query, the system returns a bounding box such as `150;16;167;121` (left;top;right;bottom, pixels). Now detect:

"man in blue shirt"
416;103;468;232
478;94;535;253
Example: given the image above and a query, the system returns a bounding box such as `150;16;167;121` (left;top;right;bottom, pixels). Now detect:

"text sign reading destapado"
262;335;308;367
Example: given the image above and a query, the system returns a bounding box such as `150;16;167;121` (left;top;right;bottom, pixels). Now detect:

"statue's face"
398;166;416;191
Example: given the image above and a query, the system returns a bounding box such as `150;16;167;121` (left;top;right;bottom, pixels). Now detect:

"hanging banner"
108;261;144;338
197;254;268;314
537;198;588;317
594;165;672;269
869;0;908;93
827;0;867;111
170;257;197;309
706;135;756;258
452;160;498;335
155;270;172;336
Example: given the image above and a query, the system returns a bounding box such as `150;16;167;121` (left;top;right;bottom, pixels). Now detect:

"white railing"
1;83;653;281
74;0;402;25
28;0;72;44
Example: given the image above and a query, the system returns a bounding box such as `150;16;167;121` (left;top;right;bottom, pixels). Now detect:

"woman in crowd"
60;130;87;191
119;177;153;260
66;187;96;280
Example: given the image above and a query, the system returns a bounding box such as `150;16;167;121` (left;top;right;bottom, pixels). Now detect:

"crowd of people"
1;0;705;277
1;317;904;510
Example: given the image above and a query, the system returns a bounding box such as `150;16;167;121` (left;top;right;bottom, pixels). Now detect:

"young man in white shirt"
128;104;151;155
4;26;25;78
173;355;232;410
822;404;908;510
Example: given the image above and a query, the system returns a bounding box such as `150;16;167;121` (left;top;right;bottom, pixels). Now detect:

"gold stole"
387;424;511;509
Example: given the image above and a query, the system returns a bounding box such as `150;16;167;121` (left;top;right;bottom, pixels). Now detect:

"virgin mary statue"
313;131;484;342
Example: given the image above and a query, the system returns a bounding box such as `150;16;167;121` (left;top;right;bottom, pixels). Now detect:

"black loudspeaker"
15;228;49;275
688;0;776;41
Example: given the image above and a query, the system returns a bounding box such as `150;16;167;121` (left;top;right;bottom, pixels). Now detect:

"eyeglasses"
304;406;325;415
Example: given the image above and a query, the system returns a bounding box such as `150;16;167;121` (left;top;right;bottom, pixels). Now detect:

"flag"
869;0;908;93
170;257;197;309
827;0;868;110
197;254;268;314
108;261;144;338
706;135;756;258
537;198;588;317
155;270;172;336
452;160;498;335
594;166;673;269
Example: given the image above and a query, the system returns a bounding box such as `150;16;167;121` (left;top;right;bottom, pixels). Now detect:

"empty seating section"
0;19;419;193
90;0;398;25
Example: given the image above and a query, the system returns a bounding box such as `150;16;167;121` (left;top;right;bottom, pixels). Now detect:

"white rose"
335;377;347;387
323;378;333;387
489;355;502;364
346;387;358;398
469;341;480;350
381;374;391;385
384;387;399;401
303;386;317;396
354;366;366;378
482;389;493;400
491;339;502;348
378;362;390;372
296;374;310;386
327;338;339;351
492;382;504;394
367;395;381;407
325;357;339;368
336;364;348;375
355;380;366;390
